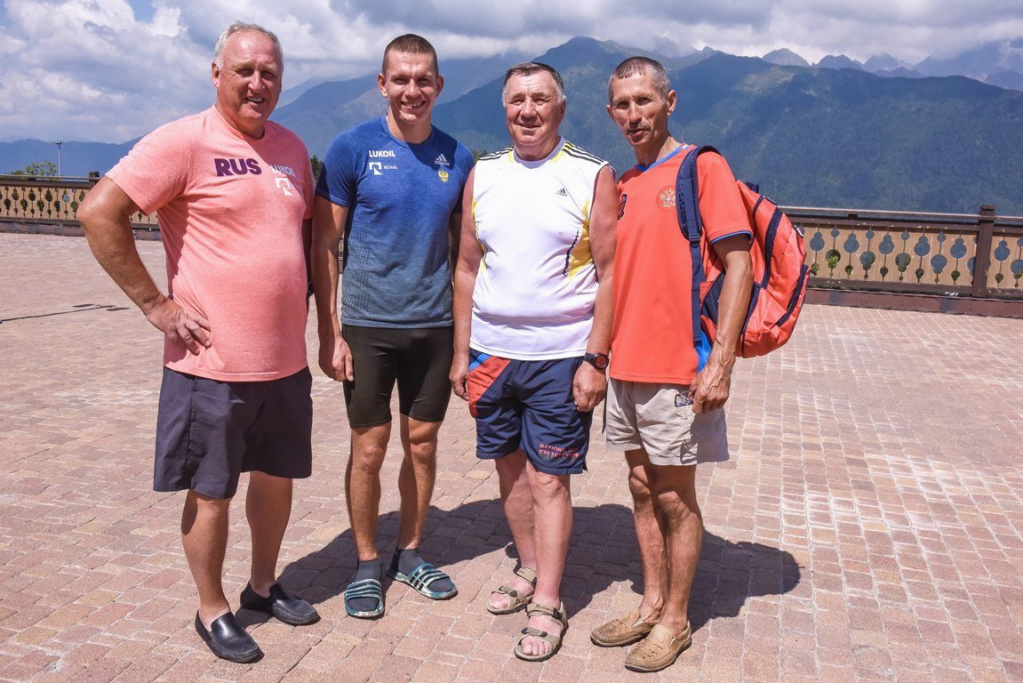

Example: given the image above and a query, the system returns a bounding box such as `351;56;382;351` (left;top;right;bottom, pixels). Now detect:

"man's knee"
652;480;701;524
628;467;653;504
351;450;386;478
182;490;231;533
351;425;391;474
529;469;570;502
405;422;441;463
248;470;292;492
644;461;697;507
187;489;233;508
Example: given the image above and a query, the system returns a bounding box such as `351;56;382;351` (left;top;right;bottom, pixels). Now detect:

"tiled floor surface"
1;233;1021;682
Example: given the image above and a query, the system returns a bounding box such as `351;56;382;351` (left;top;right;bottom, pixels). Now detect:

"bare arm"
302;216;313;296
690;235;753;413
448;208;461;271
449;170;482;401
310;195;353;381
78;177;210;354
573;165;618;412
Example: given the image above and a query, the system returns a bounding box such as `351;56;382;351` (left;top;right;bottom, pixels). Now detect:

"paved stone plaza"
1;232;1022;682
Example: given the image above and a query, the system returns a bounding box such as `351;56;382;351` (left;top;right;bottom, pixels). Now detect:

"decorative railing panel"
803;222;978;287
0;175;157;228
988;227;1023;292
2;176;1022;302
789;205;1023;299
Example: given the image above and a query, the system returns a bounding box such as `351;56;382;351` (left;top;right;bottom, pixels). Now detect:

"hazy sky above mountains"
1;0;1022;143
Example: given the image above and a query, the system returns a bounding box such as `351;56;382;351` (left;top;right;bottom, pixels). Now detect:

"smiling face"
211;30;282;139
378;49;443;142
607;69;676;165
503;71;566;161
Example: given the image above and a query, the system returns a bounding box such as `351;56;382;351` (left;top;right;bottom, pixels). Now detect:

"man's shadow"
270;499;801;634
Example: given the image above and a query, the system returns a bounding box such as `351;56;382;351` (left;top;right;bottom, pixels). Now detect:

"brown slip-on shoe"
590;608;657;647
624;622;692;673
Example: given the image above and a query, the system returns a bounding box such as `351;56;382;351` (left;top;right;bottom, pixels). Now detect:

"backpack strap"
675;145;719;348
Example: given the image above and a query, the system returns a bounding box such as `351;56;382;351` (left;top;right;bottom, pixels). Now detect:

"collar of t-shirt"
635;142;692;173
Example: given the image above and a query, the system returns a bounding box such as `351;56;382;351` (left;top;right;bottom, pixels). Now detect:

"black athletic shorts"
153;367;313;500
341;325;454;427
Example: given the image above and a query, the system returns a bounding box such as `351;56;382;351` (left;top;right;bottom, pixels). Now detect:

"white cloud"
0;0;1021;142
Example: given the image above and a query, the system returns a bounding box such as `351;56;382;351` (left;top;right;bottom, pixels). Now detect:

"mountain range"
4;37;1023;215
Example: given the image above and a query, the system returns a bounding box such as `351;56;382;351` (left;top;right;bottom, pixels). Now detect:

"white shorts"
604;378;730;466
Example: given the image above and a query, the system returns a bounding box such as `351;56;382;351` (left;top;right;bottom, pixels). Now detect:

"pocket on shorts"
603;378;639;447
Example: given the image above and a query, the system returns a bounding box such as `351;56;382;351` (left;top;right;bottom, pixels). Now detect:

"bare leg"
648;463;702;635
489;450;537;610
396;417;442;549
246;471;293;595
346;423;391;561
519;460;572;658
181;490;231;627
625;449;667;621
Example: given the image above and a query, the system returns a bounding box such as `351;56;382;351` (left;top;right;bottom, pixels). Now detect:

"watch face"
587;353;609;370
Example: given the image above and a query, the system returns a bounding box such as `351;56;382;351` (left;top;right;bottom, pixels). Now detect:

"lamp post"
54;141;63;177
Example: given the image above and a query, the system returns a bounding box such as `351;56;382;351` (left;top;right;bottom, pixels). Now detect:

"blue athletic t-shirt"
316;117;473;328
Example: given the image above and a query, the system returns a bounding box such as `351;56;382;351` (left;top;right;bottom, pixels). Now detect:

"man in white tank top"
450;63;618;662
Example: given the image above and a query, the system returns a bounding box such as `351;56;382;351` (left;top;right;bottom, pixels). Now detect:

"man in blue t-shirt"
311;33;473;619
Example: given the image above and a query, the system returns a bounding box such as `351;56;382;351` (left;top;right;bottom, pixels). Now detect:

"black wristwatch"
583;352;610;371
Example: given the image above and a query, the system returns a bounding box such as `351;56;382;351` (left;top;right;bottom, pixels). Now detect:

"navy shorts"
342;325;454;427
154;367;313;500
466;350;591;476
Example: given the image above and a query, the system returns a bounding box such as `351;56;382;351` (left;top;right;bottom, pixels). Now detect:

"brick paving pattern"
1;232;1022;682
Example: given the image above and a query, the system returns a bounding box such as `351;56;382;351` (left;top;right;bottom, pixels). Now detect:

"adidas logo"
555;187;568;196
434;153;450;167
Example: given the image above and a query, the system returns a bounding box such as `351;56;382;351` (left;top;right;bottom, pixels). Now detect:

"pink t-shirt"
107;107;314;381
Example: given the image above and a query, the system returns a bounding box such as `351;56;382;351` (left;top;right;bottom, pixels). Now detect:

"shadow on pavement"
688;533;802;632
275;498;801;634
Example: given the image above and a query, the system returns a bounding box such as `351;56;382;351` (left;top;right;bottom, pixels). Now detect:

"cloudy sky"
1;0;1022;143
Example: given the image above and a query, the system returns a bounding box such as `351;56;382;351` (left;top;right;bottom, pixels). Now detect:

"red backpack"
676;146;809;361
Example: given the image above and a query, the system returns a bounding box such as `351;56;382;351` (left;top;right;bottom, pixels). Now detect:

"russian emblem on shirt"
658;187;676;209
438;169;450;183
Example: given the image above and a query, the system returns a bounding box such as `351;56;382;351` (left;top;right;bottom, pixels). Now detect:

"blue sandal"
387;561;458;600
344;577;384;619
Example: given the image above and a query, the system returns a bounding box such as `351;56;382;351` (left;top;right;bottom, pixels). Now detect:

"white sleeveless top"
470;137;608;360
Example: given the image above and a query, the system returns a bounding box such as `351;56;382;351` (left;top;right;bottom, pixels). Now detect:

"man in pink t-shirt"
78;22;318;664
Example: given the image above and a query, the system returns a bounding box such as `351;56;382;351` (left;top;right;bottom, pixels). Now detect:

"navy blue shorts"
466;350;591;476
154;367;313;499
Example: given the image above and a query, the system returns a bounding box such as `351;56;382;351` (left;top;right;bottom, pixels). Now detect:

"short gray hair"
607;56;671;102
213;21;283;69
502;62;566;104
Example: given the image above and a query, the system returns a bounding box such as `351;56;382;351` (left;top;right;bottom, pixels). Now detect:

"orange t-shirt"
609;145;751;384
107;107;315;381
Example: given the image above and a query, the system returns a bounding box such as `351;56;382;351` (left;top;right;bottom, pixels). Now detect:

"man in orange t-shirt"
589;57;754;673
78;22;318;664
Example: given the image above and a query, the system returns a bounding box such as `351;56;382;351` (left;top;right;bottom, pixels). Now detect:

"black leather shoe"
194;612;263;663
240;583;320;626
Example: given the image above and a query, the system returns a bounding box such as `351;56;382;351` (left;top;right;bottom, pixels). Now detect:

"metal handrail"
782;205;1023;224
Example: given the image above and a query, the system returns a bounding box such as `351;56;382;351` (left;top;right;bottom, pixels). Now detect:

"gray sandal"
344;577;384;619
487;566;537;615
514;601;567;662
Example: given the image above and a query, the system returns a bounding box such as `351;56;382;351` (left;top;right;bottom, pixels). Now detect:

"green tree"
310;154;323;180
10;161;57;176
